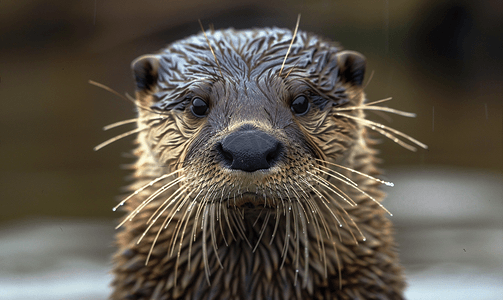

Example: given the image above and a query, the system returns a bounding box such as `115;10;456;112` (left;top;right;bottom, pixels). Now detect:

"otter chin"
104;26;426;300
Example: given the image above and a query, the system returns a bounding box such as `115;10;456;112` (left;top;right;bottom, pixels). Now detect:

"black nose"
217;127;283;172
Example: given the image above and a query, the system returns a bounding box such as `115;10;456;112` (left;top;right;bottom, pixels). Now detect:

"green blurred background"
1;0;501;223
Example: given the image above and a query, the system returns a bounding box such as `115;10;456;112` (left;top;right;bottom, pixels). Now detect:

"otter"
102;26;427;299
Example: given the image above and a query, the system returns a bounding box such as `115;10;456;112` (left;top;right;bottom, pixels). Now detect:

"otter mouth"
227;192;273;209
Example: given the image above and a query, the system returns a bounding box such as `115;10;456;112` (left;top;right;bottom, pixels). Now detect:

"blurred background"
0;0;501;299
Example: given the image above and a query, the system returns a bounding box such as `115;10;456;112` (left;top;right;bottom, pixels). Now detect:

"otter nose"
218;128;283;172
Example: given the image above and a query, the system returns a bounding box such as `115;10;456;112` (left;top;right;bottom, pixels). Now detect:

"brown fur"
105;28;425;299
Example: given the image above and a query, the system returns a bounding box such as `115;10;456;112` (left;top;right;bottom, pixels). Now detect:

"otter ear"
131;55;160;92
336;51;366;86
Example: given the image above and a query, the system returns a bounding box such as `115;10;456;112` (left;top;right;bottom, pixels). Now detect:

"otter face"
107;28;425;299
131;28;366;210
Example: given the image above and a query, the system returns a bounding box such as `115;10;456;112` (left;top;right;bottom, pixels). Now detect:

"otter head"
131;28;367;212
107;27;424;299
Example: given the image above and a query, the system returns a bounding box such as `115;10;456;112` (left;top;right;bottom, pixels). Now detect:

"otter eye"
190;97;208;117
291;95;310;115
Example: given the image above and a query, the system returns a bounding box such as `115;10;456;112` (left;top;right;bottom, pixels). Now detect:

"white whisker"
336;112;428;151
280;202;291;269
307;171;357;207
113;169;183;212
210;203;224;269
334;105;416;118
364;97;393;106
202;205;212;285
316;159;394;187
144;177;187;223
279;14;301;77
174;199;197;286
139;185;190;246
94;127;145;151
145;189;192;265
103;118;138;131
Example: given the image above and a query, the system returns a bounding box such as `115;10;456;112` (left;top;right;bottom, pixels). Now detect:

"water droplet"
362;238;366;241
112;208;117;212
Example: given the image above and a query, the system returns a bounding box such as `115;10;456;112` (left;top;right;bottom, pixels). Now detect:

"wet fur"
105;27;426;299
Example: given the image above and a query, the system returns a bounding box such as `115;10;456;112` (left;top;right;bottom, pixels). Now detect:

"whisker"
145;212;170;266
321;190;366;243
362;70;375;90
202;205;212;285
94;127;145;151
170;195;195;256
285;188;298;244
222;199;236;242
302;178;343;241
228;207;251;247
309;183;343;231
115;176;186;229
302;195;327;278
327;194;359;245
308;170;363;239
150;181;190;225
290;185;310;224
307;171;357;207
280;202;291;269
187;188;206;270
113;169;183;212
103;118;138;130
313;170;393;216
89;80;155;113
210;203;224;269
293;202;300;287
144;188;192;265
235;206;245;220
139;185;190;246
192;186;214;242
253;209;271;253
103;116;165;131
218;195;229;247
316;159;394;187
303;180;340;281
278;14;301;77
336;112;428;151
198;20;223;78
89;80;131;103
252;208;264;227
315;167;377;209
294;182;318;235
364;97;393;106
168;191;196;255
333;105;416;118
297;202;309;288
270;202;282;245
174;199;197;286
141;176;187;222
284;60;300;80
314;166;359;187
